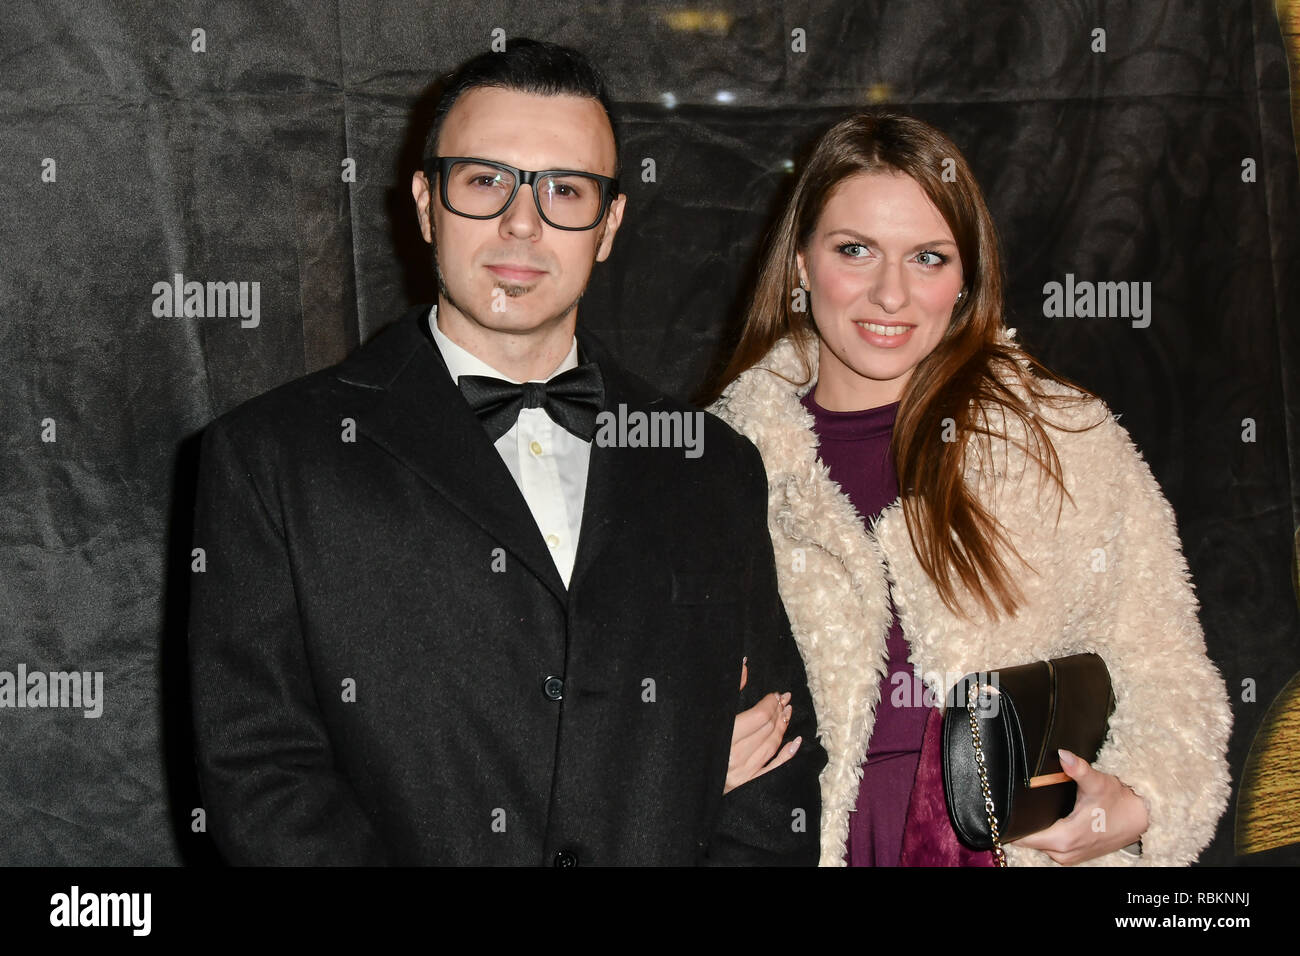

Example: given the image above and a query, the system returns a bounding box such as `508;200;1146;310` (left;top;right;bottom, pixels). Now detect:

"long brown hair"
700;111;1106;624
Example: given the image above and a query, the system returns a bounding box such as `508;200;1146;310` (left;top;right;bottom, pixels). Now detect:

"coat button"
553;849;578;867
543;676;564;700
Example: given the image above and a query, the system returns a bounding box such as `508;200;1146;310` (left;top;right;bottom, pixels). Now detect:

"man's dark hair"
422;38;621;181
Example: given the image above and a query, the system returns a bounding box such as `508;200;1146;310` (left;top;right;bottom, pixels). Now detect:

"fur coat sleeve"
710;332;1233;867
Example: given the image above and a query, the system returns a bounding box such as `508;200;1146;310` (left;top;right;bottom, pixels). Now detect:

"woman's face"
797;170;965;411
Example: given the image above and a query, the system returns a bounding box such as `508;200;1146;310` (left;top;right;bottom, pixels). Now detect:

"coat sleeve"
702;438;828;866
1025;413;1233;868
188;417;394;865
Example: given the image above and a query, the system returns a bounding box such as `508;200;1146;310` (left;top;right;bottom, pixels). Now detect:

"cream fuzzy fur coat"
709;329;1233;867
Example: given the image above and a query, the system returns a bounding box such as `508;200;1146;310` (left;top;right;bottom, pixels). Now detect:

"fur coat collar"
709;330;1232;867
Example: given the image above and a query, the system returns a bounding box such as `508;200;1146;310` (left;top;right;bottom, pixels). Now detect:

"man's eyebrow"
451;155;610;174
823;228;957;249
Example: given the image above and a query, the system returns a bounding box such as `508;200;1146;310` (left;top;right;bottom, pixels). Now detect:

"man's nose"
498;184;543;240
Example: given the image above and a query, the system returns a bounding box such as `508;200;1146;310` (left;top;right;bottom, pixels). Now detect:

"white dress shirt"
428;305;590;588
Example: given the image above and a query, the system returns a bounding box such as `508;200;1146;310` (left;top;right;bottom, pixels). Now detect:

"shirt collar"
427;304;579;384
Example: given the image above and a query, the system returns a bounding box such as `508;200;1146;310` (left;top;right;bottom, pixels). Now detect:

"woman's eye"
837;242;868;258
915;250;948;266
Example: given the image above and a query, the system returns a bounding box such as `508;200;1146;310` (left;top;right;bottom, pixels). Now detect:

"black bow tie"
458;362;605;443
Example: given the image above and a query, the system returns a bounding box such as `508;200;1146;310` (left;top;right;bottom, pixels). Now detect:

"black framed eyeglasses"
429;156;620;231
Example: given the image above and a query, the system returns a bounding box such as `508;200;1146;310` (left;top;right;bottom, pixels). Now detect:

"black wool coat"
188;304;826;865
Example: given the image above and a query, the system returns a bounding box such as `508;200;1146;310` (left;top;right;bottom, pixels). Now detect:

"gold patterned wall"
1282;1;1300;153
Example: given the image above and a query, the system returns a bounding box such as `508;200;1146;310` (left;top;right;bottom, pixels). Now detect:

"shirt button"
545;534;560;548
529;440;544;456
553;849;578;867
543;676;564;700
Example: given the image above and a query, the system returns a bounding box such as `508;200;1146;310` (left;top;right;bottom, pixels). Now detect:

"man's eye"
469;174;503;188
546;179;584;200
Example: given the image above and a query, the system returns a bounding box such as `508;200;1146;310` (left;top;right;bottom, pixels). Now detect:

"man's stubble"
431;222;606;337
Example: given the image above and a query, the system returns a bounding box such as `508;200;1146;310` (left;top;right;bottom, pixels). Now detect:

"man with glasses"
189;38;823;865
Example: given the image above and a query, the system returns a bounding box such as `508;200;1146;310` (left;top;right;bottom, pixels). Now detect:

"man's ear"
411;170;434;244
594;192;627;263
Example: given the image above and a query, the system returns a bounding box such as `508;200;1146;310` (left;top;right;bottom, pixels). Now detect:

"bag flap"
991;661;1054;780
997;653;1115;781
1046;653;1116;765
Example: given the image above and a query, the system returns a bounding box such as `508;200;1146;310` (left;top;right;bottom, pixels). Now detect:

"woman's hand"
1008;748;1149;864
724;659;802;795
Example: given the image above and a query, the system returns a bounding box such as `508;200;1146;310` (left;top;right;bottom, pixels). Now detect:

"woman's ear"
795;250;809;290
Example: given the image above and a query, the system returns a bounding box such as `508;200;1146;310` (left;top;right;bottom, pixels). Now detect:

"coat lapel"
335;306;569;605
708;333;902;865
564;326;652;597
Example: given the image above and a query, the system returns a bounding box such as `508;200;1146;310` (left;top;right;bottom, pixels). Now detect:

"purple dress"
801;390;995;867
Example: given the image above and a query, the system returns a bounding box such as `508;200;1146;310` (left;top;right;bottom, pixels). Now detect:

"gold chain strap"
967;683;1008;867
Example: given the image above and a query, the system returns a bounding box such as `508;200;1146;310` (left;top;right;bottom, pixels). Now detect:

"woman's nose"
867;261;908;312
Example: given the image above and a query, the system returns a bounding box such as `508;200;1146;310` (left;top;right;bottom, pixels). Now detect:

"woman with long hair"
709;111;1232;866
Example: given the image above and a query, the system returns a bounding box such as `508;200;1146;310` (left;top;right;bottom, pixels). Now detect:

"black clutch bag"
941;652;1116;866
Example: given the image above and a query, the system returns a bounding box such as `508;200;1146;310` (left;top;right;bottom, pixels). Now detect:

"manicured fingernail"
1058;748;1076;768
788;736;802;755
783;705;792;722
